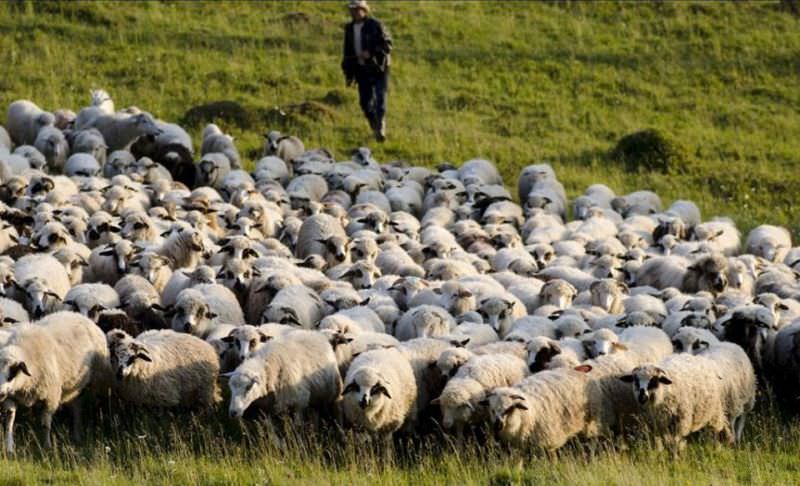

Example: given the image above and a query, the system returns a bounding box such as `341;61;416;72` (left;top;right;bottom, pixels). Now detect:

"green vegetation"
1;1;799;483
1;1;798;232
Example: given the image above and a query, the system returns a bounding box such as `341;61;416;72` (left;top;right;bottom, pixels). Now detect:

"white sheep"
263;131;305;164
170;284;244;338
620;353;729;451
106;329;220;408
341;347;418;435
12;254;71;318
395;305;455;341
745;225;792;263
227;330;341;419
0;312;110;453
432;353;528;433
484;367;589;452
6;100;55;146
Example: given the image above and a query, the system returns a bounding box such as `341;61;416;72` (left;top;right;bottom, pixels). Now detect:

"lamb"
6;99;55;146
0;312;111;453
395;305;455;341
692;218;741;256
484;367;590;451
157;224;206;269
13;254;71;318
73;89;115;130
341;347;418;435
263;131;305;164
106;329;220;408
201;124;241;169
619;353;729;451
432;353;528;432
745;225;792;263
227;330;341;419
86;240;135;285
64;153;101;177
170;284;244;338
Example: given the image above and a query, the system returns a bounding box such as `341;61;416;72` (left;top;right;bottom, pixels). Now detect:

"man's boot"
375;118;386;142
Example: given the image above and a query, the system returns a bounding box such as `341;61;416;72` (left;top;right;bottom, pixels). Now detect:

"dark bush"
181;101;255;130
611;128;689;174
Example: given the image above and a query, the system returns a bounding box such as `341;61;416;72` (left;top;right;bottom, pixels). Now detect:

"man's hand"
346;77;355;87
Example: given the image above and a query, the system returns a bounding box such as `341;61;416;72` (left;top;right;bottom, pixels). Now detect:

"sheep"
196;153;231;189
170;284;244;338
261;284;324;329
157;224;206;269
6;100;55;146
33;126;69;171
64;153;101;177
263;131;305;164
70;128;108;166
395;305;455;341
478;296;526;337
341;347;418;435
201;124;241;169
526;336;587;372
694;342;756;442
692;218;741;256
483;367;589;451
81;111;162;152
13;254;71;318
62;283;120;322
227;330;341;419
322;329;399;377
0;297;29;325
670;326;720;354
86;240;134;285
295;213;349;268
619;353;730;451
0;312;110;453
745;225;792;263
581;328;624;359
107;329;220;408
432;353;528;433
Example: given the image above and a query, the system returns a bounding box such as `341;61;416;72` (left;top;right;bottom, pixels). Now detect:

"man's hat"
348;0;370;12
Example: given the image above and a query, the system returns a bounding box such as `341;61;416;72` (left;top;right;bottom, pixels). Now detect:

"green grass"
1;1;800;483
1;1;799;232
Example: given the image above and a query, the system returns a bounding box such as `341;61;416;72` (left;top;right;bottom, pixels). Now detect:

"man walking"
341;0;392;142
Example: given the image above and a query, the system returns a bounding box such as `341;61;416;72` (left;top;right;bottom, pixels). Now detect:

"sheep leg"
69;401;83;444
734;414;747;443
40;410;54;449
4;404;16;454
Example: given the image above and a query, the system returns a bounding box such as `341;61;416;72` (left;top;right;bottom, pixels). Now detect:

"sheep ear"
258;332;271;343
478;398;490;407
430;397;441;406
243;248;259;259
374;383;392;399
611;342;628;352
509;394;526;401
452;337;470;348
10;361;30;378
513;402;529;411
658;376;672;385
779;303;790;311
574;364;592;373
136;351;152;363
221;336;235;343
342;382;359;395
99;247;116;256
221;371;235;378
618;374;635;383
360;297;371;306
206;312;218;320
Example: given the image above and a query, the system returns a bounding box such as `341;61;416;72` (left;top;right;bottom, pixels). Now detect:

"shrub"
611;128;689;174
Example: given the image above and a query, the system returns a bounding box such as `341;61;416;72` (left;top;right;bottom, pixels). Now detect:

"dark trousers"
355;68;388;127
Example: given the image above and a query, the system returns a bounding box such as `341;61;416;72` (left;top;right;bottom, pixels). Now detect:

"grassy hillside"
1;1;799;232
2;1;800;483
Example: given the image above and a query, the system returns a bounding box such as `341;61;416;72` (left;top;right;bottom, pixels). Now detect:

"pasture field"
1;1;800;484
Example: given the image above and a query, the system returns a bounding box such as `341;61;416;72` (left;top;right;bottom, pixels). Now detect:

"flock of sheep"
0;90;799;456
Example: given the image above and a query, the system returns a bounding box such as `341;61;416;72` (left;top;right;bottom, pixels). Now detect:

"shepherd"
341;0;393;142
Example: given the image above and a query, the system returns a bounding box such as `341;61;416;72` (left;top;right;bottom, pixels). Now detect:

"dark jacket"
342;17;392;80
